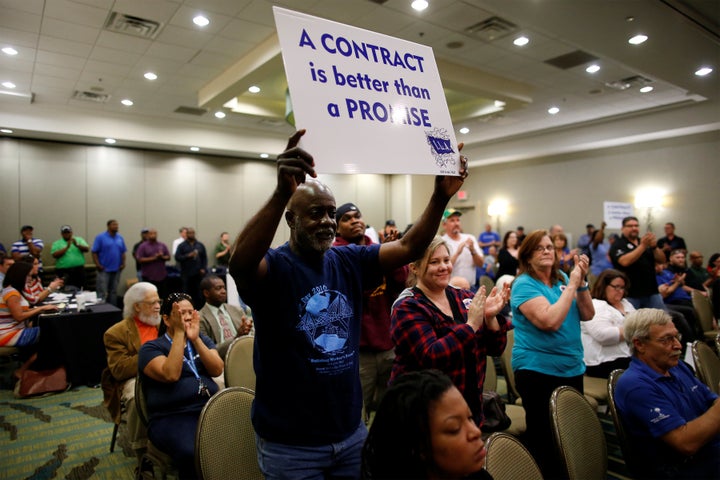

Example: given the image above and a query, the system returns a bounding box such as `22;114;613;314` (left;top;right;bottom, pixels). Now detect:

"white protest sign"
273;7;459;175
603;201;634;229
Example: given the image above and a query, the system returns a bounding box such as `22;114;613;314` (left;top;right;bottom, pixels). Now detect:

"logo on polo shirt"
649;407;670;424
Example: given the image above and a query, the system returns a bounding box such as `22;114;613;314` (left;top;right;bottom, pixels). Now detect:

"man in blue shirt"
615;308;719;479
478;223;500;255
229;129;468;479
92;219;127;306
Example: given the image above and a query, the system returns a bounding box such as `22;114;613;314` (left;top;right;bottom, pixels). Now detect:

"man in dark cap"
51;225;89;289
333;202;408;424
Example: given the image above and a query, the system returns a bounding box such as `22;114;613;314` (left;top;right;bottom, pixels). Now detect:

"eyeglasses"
534;245;554;253
608;283;626;291
649;333;682;346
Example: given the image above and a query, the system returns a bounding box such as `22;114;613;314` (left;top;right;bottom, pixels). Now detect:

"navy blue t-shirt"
138;333;219;421
240;242;382;445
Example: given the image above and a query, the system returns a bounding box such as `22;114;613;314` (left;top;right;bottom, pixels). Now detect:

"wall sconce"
487;199;508;234
634;188;664;232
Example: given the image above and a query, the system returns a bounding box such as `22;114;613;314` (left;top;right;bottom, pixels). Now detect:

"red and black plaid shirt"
390;286;509;399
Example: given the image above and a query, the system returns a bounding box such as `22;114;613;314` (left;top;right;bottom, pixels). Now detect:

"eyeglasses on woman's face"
534;245;554;253
607;283;626;291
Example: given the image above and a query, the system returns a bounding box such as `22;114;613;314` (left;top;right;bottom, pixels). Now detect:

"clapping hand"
484;283;510;319
570;254;590;285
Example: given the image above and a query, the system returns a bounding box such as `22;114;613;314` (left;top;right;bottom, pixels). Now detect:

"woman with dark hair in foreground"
362;369;492;480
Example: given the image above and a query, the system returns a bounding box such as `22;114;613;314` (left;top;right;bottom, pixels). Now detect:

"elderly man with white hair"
102;282;161;472
614;308;720;479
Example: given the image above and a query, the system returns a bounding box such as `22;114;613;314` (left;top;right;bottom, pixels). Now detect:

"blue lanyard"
164;333;201;381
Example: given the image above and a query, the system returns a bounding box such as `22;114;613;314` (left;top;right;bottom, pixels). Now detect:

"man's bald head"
285;180;337;259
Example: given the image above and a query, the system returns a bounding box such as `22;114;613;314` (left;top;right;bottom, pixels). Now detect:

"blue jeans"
95;270;121;306
256;423;367;480
627;293;667;311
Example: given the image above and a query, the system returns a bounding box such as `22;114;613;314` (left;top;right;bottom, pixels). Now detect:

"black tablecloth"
36;303;122;386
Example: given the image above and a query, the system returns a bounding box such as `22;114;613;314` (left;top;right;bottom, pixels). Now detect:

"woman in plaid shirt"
390;236;510;425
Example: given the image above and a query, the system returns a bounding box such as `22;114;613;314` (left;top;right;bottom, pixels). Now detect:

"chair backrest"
195;387;263;480
484;356;498;392
691;340;720;395
224;336;256;390
606;368;640;476
497;329;521;404
716;333;720;355
134;375;150;427
484;432;543;480
691;289;715;333
550;386;607;480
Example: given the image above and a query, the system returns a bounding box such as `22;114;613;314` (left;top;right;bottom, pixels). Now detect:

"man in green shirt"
51;225;89;289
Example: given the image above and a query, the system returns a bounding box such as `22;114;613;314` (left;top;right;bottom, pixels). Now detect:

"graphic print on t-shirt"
296;285;354;375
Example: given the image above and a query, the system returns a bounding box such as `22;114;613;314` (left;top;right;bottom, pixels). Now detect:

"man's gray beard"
138;312;161;326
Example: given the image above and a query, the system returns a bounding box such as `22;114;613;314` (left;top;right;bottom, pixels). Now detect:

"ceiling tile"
155;24;212;49
144;42;198;63
34;62;83;80
40;17;98;43
36;50;87;69
37;35;93;57
44;0;109;28
0;6;42;33
96;31;152;54
218;18;274;43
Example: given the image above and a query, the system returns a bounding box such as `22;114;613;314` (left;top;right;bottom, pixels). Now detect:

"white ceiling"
0;0;718;163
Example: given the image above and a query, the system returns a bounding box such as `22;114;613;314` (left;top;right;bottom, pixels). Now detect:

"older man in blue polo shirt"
615;308;719;479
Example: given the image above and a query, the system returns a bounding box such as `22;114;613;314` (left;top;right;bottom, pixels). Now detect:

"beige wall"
0;138;403;293
2;129;719;295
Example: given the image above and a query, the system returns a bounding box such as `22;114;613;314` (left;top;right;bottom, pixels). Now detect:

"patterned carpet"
0;363;136;480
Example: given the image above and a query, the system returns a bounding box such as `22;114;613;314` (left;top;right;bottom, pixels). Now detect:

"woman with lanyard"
138;292;223;479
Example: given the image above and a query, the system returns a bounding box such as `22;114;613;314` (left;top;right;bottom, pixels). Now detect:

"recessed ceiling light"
2;47;18;56
1;128;13;133
513;36;529;47
190;146;200;152
105;138;116;144
121;99;133;106
1;81;16;89
585;64;600;73
639;86;654;93
411;0;429;12
260;153;269;159
695;66;713;77
459;127;470;134
628;34;648;45
548;106;560;115
144;72;158;80
193;15;209;27
248;85;261;94
214;111;226;119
